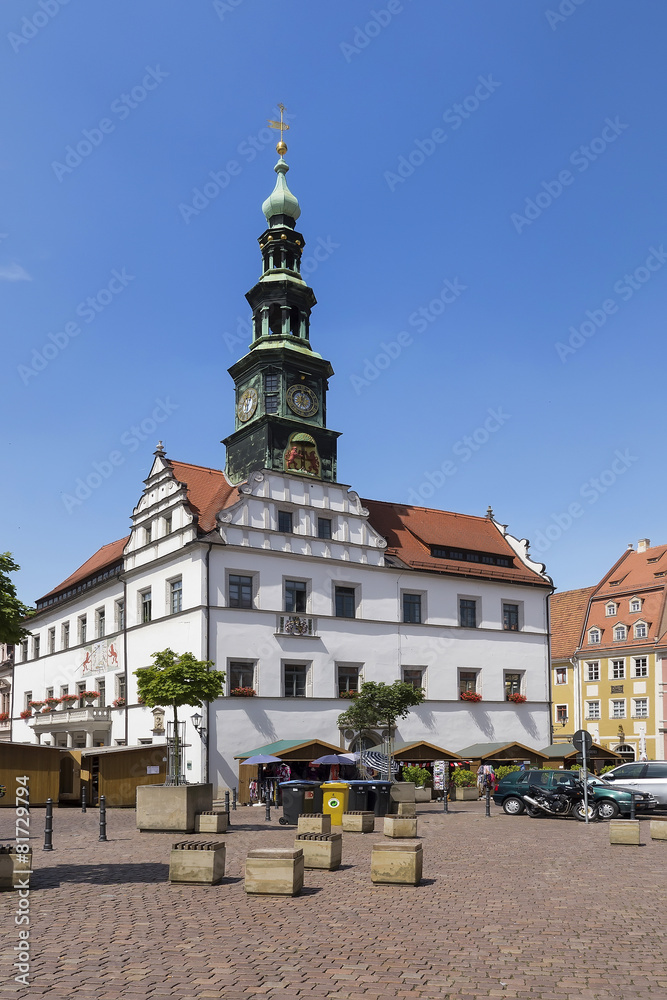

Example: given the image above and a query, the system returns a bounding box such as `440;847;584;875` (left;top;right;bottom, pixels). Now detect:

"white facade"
10;456;553;795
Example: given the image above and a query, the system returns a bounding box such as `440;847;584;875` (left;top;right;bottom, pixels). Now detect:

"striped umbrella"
360;751;399;776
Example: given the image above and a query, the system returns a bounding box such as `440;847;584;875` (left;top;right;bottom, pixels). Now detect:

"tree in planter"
0;552;33;645
134;649;225;785
337;680;425;781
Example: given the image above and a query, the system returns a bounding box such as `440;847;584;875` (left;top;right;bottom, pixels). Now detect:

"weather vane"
267;103;290;155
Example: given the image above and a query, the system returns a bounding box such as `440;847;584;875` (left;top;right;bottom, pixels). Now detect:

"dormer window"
605;602;617;616
613;624;627;641
634;621;648;639
588;629;601;645
629;598;641;613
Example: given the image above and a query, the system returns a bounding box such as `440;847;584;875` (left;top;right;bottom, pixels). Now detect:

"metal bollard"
98;795;108;842
81;785;87;813
43;798;54;851
265;795;271;822
224;791;231;826
443;781;449;814
630;792;635;821
485;786;491;818
232;787;237;811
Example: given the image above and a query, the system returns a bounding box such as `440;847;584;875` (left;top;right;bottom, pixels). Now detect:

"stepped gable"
363;498;548;585
38;537;128;603
168;460;239;532
549;586;595;659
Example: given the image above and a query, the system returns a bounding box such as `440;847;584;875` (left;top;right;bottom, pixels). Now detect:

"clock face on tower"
287;384;318;417
237;387;258;422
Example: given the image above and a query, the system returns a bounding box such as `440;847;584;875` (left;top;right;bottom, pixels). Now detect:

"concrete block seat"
169;841;226;884
650;820;667;841
0;846;32;891
384;815;418;838
371;840;423;885
195;811;229;834
609;819;641;845
245;847;304;896
294;832;342;869
342;811;375;833
297;813;331;835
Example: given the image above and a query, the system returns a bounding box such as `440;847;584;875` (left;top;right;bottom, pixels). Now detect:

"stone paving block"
609;819;641;845
169;840;226;883
342;811;375;833
244;847;304;895
384;815;418;838
295;832;342;869
297;812;331;834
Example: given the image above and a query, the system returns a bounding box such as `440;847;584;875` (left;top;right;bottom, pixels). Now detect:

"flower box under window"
460;691;482;702
230;687;256;697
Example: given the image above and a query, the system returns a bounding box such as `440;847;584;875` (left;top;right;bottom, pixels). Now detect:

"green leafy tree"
0;553;33;645
337;680;425;780
134;649;225;784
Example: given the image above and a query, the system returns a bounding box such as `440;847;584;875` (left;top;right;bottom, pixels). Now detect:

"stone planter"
342;811;375;833
169;841;226;884
297;813;331;835
390;781;416;813
295;832;342;870
415;787;432;803
136;783;213;832
454;786;478;800
384;815;418;839
0;847;32;891
371;840;423;885
244;847;304;896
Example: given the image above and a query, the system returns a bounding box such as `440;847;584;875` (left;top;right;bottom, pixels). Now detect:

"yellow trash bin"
321;782;350;826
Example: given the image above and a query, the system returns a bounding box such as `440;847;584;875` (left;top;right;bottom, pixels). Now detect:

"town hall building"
9;134;554;795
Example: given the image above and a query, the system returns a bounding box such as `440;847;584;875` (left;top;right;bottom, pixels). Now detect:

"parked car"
588;761;667;807
493;769;656;818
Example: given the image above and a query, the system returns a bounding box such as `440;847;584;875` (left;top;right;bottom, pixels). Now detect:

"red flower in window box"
508;693;527;704
20;710;32;720
339;690;358;699
460;691;482;702
112;697;126;708
230;687;256;697
0;712;9;722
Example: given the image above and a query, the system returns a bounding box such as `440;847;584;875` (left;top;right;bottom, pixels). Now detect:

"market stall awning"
234;738;344;761
456;741;549;763
393;740;460;762
541;742;622;762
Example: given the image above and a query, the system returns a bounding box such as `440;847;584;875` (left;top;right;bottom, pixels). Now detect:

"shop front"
234;738;353;805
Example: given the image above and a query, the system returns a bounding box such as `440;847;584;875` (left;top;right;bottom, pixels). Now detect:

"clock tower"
223;128;340;484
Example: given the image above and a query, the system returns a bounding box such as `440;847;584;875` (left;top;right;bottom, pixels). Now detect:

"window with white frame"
632;698;648;718
116;674;126;701
144;523;152;545
629;598;641;613
115;600;125;631
605;602;617;617
335;586;357;619
61;622;69;650
96;607;105;638
634;621;647;639
164;513;172;535
555;666;567;685
20;640;28;662
48;628;55;654
229;660;255;692
170;579;183;615
586;661;600;681
502;603;520;631
633;657;648;677
284;662;308;698
613;624;627;641
228;574;253;609
402;592;422;624
611;699;626;719
33;636;40;659
278;510;293;533
78;616;87;645
586;700;601;720
504;672;523;699
459;597;478;628
285;579;307;614
459;670;479;696
24;691;32;711
611;659;625;679
317;517;332;540
337;664;360;697
403;667;424;691
588;629;600;645
555;704;568;724
140;590;152;623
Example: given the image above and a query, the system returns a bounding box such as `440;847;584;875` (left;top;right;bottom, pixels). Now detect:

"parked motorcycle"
521;778;599;821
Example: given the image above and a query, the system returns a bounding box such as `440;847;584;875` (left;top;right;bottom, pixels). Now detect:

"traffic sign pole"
573;729;593;825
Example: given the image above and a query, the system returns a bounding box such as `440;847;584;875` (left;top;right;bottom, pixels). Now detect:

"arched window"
614;624;627;641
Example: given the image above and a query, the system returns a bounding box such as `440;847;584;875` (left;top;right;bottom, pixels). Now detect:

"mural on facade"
79;639;121;676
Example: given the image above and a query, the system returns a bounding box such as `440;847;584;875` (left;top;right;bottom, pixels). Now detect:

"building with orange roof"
550;539;667;761
9;143;555;797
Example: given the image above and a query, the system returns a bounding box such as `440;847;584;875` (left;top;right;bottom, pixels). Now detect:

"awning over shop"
234;738;344;761
393;740;460;762
456;741;549;765
541;742;623;765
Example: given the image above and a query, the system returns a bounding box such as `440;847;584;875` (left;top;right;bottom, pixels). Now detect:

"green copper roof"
262;157;301;225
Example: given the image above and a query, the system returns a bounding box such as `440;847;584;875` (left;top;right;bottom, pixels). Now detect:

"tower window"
264;372;279;413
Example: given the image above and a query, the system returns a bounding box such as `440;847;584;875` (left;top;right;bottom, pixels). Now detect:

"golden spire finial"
267;103;290;155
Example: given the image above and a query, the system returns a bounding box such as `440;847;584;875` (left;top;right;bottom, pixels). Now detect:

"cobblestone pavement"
1;800;666;999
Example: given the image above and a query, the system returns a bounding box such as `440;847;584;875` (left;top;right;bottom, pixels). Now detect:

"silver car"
589;761;667;806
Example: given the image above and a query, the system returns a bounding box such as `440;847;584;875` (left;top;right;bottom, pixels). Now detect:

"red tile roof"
363;499;550;586
168;460;239;532
549;587;595;659
39;537;129;601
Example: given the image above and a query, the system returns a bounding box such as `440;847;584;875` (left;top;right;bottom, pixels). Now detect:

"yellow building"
550;540;666;761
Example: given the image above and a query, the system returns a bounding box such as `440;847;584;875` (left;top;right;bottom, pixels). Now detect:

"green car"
493;769;657;819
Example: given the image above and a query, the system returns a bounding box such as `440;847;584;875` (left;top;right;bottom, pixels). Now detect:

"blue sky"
2;1;667;605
